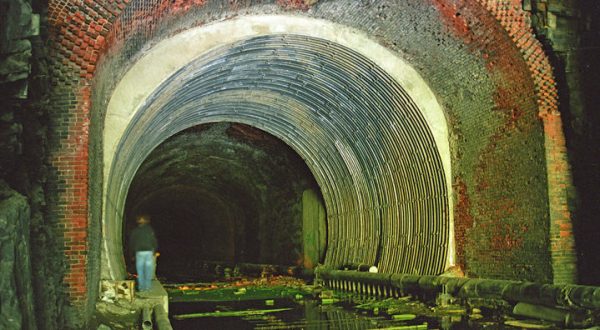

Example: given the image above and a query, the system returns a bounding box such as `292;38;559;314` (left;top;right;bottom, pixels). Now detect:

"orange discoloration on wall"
171;0;206;12
276;0;315;11
434;0;574;283
431;0;471;38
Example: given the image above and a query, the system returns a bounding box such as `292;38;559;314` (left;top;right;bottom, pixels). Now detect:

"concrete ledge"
133;280;169;314
94;280;171;329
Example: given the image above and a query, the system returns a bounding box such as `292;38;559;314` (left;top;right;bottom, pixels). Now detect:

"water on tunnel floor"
170;298;432;329
168;293;554;329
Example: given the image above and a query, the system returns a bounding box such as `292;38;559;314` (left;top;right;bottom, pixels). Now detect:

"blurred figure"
129;214;158;292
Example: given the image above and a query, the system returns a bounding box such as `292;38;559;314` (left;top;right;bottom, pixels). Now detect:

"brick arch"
475;0;576;284
101;16;454;281
45;0;576;315
430;0;575;284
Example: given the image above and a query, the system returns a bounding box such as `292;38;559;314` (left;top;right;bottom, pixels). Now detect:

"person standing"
129;214;158;293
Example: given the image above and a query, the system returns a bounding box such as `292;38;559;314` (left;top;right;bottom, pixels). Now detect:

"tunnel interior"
123;122;325;280
104;30;452;280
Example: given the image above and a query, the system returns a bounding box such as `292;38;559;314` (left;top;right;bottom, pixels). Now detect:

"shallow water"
168;296;540;329
171;298;417;329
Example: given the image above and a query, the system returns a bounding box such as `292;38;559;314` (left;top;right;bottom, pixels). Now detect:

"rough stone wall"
1;0;67;328
43;0;578;325
0;0;38;98
0;185;36;330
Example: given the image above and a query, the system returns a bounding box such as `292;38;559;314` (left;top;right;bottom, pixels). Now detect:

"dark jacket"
129;224;158;256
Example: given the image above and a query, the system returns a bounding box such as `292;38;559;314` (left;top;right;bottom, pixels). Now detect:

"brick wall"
46;0;118;322
542;111;578;284
59;83;90;301
429;0;575;283
525;0;599;285
431;0;548;282
477;0;577;284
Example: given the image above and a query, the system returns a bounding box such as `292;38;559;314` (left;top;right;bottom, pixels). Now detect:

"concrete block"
100;280;135;303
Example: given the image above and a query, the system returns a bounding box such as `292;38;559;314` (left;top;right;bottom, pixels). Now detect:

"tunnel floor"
166;284;557;330
161;273;562;330
93;259;600;329
93;269;591;330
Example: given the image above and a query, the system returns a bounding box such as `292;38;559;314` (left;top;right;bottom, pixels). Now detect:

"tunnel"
102;17;453;281
5;0;600;327
122;122;326;278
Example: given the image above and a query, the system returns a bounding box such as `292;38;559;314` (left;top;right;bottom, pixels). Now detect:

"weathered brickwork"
45;0;576;321
542;111;578;284
525;0;599;285
431;0;546;282
46;0;121;318
477;0;576;284
48;0;116;79
45;77;91;313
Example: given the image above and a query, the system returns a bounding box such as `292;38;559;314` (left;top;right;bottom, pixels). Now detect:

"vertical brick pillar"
48;0;114;308
541;111;578;284
52;83;91;303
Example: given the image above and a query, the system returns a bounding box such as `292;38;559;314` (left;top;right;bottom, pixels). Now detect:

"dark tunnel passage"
123;123;325;280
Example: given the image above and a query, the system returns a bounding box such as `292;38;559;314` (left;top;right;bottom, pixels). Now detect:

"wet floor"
168;294;559;329
160;269;563;330
171;298;429;329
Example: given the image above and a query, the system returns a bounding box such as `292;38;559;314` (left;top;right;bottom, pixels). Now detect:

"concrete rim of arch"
102;15;454;280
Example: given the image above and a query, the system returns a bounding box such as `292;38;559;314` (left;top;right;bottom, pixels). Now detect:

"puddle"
170;298;429;329
168;295;555;329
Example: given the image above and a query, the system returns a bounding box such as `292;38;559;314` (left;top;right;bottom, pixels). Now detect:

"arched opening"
122;123;325;280
102;16;453;280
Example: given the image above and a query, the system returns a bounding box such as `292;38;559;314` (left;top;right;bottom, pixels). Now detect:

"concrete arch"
102;15;453;280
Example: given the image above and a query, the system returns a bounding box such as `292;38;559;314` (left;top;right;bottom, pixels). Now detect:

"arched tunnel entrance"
123;123;326;280
102;16;453;281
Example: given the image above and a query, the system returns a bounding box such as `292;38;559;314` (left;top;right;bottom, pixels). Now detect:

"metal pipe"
316;267;600;310
142;307;153;330
153;304;173;330
513;302;569;324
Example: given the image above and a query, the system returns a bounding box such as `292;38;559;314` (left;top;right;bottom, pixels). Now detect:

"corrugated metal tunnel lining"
108;34;449;275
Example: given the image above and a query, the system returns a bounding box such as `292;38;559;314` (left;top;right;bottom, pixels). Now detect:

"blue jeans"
135;251;155;291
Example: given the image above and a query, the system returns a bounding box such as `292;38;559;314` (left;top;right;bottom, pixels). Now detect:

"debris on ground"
173;307;293;320
164;275;312;302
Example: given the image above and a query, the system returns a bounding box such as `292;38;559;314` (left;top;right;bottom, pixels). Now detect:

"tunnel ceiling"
125;123;315;215
106;33;450;278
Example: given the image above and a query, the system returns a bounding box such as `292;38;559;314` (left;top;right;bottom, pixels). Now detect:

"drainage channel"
169;297;436;329
162;277;579;329
165;282;574;329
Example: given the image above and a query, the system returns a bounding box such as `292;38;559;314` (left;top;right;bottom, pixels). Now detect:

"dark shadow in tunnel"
122;122;325;281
